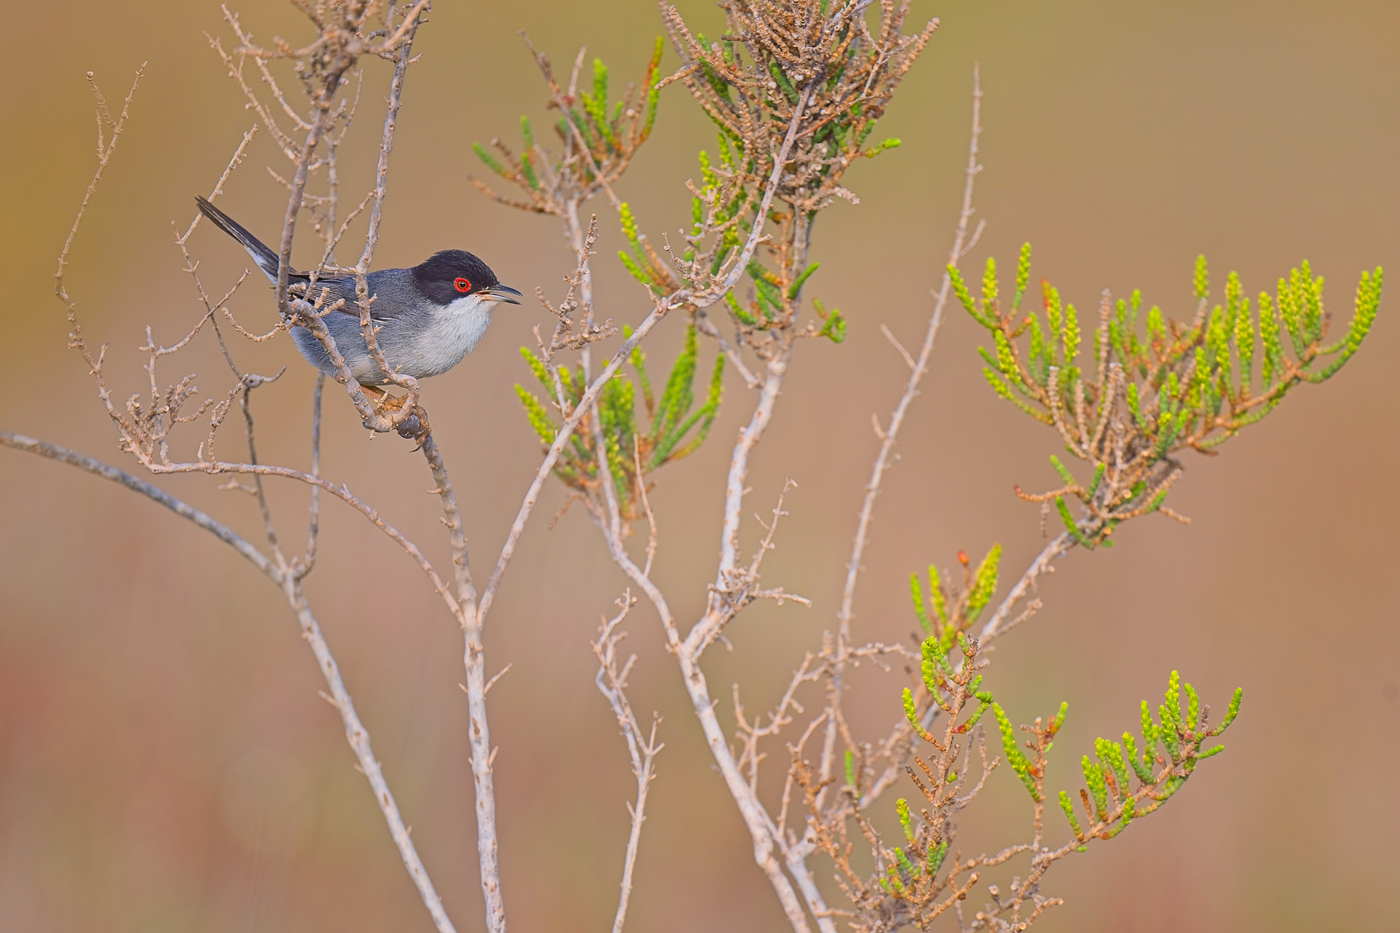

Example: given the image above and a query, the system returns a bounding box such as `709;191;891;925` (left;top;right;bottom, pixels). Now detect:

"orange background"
1;1;1397;930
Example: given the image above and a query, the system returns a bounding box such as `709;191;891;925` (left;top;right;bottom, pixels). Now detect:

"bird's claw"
371;393;433;446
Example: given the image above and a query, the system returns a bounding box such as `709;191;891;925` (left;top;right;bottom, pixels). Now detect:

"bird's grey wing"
308;269;417;322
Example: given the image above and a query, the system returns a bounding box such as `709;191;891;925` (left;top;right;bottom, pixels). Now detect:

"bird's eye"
454;277;472;293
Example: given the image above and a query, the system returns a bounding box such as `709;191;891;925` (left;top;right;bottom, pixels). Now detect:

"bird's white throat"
409;294;495;378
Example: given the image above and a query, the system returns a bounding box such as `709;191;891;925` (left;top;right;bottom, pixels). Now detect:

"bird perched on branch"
195;195;521;390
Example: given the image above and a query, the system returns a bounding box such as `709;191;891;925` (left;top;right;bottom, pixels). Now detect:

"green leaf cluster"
472;39;665;206
908;544;1001;646
617;201;677;295
661;5;935;348
678;13;922;201
901;630;994;747
887;628;991;903
960;246;1382;451
954;246;1382;545
515;323;724;520
1057;671;1241;844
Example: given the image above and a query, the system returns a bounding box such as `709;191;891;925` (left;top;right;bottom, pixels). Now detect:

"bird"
194;195;522;390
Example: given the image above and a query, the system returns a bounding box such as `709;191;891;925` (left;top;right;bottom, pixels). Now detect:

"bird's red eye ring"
454;277;472;293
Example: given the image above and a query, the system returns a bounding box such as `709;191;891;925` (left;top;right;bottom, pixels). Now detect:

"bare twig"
978;533;1070;645
2;431;271;575
282;581;457;933
823;66;985;791
1;430;457;933
593;598;664;933
418;433;504;932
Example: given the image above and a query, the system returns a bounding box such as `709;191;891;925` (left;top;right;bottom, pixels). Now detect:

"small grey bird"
195;196;521;387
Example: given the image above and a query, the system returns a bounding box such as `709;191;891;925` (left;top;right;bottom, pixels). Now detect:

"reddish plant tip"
957;550;969;566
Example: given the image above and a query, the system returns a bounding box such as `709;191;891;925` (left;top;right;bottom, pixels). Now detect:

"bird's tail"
194;196;293;283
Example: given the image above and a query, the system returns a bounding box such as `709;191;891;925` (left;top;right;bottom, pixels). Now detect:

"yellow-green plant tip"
1194;254;1209;300
910;572;931;634
1081;754;1108;819
519;346;552;387
920;637;945;699
981;256;999;311
1055;496;1087;546
993;329;1023;384
896;798;914;842
948;265;979;319
1044;282;1064;346
1158;708;1181;759
965;544;1002;622
592;57;608;105
1059;789;1084;840
927;839;948;875
618;250;652;287
1197;744;1225;759
1214;687;1243;734
902;687;921;730
1104;740;1130;794
1146;305;1167;345
519;149;541;191
514;385;558;446
844;748;857;787
1013;242;1032;310
472;142;514;181
787;262;819;299
1027;315;1048;384
984;367;1052;422
993;705;1015;748
1050;454;1075;487
927;564;948;624
1087;462;1106;498
1185;683;1201;731
994;704;1040;801
1062;301;1082;364
696;149;718;192
1165;671;1181;716
962;697;993;732
725;290;758;326
819;307;846;343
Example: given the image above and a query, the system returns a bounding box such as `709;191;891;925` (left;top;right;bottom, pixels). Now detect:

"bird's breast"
397;296;494;378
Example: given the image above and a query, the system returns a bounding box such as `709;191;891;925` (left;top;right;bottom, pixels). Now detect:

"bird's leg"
362;383;392;417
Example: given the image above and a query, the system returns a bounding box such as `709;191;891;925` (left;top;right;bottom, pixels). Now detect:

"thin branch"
283;582;458;933
1;431;271;577
1;430;457;933
978;533;1069;645
822;65;984;791
418;434;504;933
473;296;673;625
299;373;325;577
593;598;664;933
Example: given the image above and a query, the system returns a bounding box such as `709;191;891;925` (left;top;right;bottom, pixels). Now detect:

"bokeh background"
2;1;1397;930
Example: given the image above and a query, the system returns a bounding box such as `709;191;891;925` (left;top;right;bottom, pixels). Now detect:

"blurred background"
2;1;1397;930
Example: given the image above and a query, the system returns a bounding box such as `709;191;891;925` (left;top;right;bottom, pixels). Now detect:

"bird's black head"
411;250;521;306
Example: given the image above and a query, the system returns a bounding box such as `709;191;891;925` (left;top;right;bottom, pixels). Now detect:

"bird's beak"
479;284;523;305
